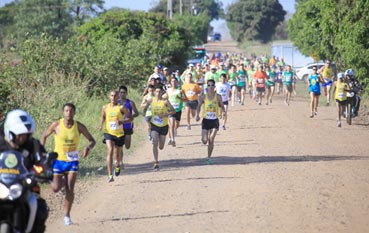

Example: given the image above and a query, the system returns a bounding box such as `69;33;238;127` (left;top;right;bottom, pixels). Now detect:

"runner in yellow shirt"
143;84;175;169
196;79;226;164
98;90;131;182
41;103;96;225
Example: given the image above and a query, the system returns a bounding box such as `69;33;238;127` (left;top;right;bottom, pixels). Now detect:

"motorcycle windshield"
0;150;28;186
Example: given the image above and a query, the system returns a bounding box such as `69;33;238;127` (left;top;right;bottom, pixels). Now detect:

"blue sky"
105;0;295;13
1;0;295;13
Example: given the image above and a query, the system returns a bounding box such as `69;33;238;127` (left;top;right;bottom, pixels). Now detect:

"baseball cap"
189;64;194;67
210;65;217;70
163;67;169;71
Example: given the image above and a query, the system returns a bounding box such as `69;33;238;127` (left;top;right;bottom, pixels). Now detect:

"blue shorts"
53;160;79;175
322;80;332;88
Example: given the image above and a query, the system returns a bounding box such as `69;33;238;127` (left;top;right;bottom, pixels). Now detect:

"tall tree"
226;0;286;43
288;0;369;90
67;0;105;26
15;0;72;40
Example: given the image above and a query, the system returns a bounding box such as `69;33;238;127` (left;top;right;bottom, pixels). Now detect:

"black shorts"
202;118;219;130
150;123;169;136
103;133;125;147
336;99;347;105
256;87;265;93
185;100;198;110
169;111;182;122
237;86;246;92
123;128;134;135
223;100;229;106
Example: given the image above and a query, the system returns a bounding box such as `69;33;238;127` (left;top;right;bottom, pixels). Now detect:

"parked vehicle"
0;150;56;233
207;33;221;42
295;62;336;82
186;46;206;67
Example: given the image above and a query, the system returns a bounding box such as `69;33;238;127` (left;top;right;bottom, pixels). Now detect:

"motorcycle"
0;150;56;233
344;78;362;125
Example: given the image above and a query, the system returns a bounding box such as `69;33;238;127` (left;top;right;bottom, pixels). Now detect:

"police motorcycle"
343;69;362;125
0;150;56;233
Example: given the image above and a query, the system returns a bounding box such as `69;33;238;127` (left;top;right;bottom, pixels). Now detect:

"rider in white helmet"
1;109;50;233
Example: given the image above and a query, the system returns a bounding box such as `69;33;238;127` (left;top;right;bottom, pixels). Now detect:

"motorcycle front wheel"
0;223;11;233
346;102;352;125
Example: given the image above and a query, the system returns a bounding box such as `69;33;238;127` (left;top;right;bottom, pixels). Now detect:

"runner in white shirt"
215;73;231;130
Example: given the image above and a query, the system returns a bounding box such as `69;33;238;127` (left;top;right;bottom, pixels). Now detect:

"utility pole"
179;0;183;16
167;0;173;19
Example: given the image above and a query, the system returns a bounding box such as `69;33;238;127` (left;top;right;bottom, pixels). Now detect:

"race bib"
325;78;331;83
257;79;264;84
285;76;292;82
206;112;216;119
338;93;345;98
172;102;179;109
67;151;79;161
186;90;195;97
109;121;119;130
153;116;163;125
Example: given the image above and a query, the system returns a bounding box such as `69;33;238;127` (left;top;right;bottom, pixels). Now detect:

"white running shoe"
64;216;73;226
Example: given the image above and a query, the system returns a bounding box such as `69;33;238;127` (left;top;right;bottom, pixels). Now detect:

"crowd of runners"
0;52;363;229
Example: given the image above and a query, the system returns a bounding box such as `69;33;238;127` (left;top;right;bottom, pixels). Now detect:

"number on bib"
67;151;79;161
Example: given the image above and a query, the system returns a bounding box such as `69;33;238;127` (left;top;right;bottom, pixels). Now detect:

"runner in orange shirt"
253;64;268;105
181;73;202;129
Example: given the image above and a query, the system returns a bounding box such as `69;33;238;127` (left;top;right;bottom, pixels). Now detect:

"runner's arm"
130;101;140;118
98;106;106;131
40;121;58;146
77;122;96;157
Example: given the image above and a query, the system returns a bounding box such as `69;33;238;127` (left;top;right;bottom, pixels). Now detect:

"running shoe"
314;111;318;116
171;141;176;147
337;120;341;127
168;139;172;145
153;162;159;169
64;216;73;226
222;125;226;130
107;175;114;182
187;125;191;130
114;166;121;176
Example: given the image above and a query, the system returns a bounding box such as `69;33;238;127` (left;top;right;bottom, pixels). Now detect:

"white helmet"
345;69;354;77
4;109;35;141
337;72;344;79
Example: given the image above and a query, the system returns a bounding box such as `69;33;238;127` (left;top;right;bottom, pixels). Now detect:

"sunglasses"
207;84;215;87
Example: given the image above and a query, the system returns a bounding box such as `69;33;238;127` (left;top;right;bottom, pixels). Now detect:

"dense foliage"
288;0;369;91
226;0;286;43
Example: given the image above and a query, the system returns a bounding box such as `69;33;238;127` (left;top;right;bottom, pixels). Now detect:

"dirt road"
44;90;369;233
44;40;369;232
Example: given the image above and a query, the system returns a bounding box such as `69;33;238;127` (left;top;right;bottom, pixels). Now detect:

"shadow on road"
83;155;368;177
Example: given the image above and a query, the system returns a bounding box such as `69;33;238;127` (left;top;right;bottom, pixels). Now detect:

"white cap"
210;65;217;70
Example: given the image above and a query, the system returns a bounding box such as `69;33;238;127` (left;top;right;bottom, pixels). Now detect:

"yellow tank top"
322;67;333;79
54;119;80;162
202;94;219;119
105;104;124;137
150;97;168;127
335;82;347;101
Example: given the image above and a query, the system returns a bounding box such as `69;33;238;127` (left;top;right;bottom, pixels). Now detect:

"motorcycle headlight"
9;183;23;200
0;183;10;199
